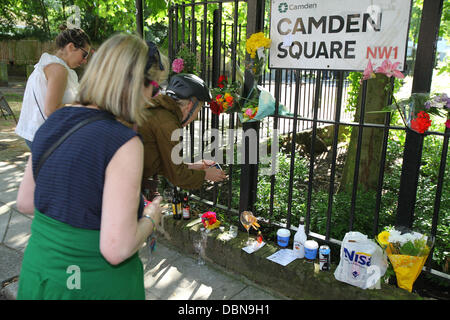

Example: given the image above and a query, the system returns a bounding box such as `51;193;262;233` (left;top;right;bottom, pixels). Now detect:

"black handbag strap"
32;89;46;121
34;113;113;179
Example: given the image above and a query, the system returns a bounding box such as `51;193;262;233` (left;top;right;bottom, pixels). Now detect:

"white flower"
388;229;406;245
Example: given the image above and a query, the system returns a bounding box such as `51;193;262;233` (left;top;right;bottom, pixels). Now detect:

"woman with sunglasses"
15;24;91;148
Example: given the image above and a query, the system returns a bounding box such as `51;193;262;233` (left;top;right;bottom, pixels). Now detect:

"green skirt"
17;210;145;300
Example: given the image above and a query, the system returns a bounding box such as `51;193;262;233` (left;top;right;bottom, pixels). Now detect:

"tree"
340;74;391;193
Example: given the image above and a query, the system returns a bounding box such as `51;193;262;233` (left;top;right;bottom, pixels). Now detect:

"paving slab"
0;244;22;285
0;163;24;192
3;210;32;252
0;204;11;242
142;239;248;300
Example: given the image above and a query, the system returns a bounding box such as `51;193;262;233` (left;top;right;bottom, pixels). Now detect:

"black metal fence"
167;0;449;281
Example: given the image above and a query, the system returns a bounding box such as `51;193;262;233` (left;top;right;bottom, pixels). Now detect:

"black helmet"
166;73;212;101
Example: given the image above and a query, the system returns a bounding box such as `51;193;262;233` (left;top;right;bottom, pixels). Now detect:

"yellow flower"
377;231;390;247
246;32;271;59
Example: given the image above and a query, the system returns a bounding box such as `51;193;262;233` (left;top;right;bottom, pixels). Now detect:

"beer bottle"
182;193;190;220
172;187;182;220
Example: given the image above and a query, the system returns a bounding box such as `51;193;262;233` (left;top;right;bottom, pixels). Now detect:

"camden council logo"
278;2;288;13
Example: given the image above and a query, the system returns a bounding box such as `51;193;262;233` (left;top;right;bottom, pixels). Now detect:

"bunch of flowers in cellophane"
386;92;450;134
245;32;271;79
377;227;434;292
237;85;291;122
237;32;291;122
209;75;242;115
362;59;450;134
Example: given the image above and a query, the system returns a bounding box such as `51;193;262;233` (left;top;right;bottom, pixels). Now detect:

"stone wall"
161;216;422;300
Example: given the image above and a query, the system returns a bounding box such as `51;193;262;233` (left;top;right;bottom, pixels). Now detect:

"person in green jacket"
138;73;227;194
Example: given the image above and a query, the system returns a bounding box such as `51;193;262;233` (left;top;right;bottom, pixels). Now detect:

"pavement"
0;116;288;301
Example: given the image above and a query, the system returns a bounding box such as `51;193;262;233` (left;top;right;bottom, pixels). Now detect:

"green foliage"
0;0;169;43
344;72;362;113
399;241;421;256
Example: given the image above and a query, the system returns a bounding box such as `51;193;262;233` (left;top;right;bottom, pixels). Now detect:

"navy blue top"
32;106;143;230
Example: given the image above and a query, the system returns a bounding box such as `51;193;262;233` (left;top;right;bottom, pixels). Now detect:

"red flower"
218;75;227;88
209;100;223;115
201;211;217;228
410;111;432;134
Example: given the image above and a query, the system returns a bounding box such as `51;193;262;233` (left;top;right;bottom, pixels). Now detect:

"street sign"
269;0;412;71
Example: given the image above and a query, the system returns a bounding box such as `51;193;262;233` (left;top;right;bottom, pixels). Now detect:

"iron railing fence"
167;1;450;281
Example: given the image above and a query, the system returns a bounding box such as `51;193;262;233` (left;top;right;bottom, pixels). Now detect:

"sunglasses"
144;78;161;97
79;47;90;60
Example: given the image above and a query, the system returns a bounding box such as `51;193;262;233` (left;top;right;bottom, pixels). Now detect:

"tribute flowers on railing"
209;75;242;115
362;59;450;133
245;32;272;78
386;92;450;134
208;33;291;122
377;227;433;292
170;44;200;76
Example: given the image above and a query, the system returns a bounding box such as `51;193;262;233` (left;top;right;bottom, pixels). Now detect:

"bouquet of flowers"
245;32;271;78
377;227;433;292
238;85;291;123
362;59;450;134
201;211;220;230
386;92;450;134
171;44;200;76
209;75;242;115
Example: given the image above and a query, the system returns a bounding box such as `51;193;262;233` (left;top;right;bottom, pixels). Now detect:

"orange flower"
224;93;234;105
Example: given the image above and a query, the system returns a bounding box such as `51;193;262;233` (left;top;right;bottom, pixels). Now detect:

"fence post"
212;9;222;131
135;0;143;38
0;62;7;86
238;0;265;214
396;0;444;228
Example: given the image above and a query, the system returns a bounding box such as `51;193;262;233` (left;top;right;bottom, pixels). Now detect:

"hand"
188;159;216;170
143;196;163;226
204;167;228;182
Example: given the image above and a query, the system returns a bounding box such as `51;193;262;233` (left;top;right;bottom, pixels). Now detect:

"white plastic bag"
334;231;388;289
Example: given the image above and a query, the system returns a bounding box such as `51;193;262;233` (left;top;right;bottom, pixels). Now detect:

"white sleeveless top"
15;53;79;141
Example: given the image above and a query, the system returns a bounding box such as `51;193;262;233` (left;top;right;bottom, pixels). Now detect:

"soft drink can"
319;245;330;271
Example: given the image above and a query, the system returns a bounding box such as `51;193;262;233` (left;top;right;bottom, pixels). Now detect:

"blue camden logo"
343;248;372;266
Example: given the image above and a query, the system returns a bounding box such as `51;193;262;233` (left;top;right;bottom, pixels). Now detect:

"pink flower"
446;119;450;129
172;58;184;73
375;59;405;79
245;108;254;117
361;60;376;83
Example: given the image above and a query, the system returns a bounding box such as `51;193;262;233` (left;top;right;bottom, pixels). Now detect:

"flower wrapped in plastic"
238;85;292;122
385;92;449;134
377;227;434;292
245;32;271;78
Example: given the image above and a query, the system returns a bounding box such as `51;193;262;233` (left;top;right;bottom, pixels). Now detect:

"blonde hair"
77;33;149;125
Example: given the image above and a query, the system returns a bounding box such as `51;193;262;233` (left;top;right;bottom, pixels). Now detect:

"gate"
165;0;449;282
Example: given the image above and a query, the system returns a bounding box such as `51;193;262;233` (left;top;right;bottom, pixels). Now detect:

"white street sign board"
269;0;412;71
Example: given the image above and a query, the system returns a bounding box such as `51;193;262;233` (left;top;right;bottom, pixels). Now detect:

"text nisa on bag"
343;248;372;266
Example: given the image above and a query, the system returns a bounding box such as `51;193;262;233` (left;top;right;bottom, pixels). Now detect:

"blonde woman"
16;33;163;300
16;25;91;148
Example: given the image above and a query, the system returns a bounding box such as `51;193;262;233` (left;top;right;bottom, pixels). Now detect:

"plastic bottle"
293;217;307;258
